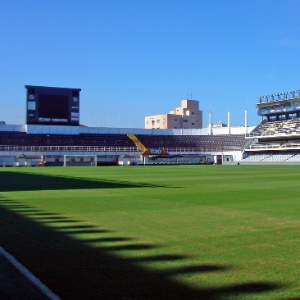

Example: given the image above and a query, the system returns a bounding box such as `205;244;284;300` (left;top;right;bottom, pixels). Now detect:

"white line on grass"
0;246;60;300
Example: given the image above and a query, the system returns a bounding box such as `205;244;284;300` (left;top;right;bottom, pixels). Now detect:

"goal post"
63;155;97;167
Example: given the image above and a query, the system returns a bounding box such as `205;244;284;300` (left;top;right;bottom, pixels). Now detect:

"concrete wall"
0;124;26;132
0;123;254;136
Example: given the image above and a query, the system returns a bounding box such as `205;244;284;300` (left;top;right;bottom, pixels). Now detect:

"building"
145;99;203;129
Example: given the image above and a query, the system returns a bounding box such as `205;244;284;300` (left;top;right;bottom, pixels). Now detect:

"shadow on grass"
0;171;169;192
0;198;283;299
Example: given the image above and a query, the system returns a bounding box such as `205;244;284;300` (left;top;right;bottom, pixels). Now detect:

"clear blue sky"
1;0;300;128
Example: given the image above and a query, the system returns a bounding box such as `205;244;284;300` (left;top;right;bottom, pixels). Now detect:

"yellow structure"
127;134;147;152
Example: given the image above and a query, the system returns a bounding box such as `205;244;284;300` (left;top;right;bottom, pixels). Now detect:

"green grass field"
0;165;299;299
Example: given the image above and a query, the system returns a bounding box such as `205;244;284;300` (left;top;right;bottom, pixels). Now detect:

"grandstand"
4;85;300;166
242;89;300;164
0;124;248;166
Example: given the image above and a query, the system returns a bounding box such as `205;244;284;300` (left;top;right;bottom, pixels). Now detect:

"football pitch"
0;165;299;299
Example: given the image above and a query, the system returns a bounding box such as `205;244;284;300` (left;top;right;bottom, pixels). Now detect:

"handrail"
0;144;244;153
0;145;139;152
245;143;300;150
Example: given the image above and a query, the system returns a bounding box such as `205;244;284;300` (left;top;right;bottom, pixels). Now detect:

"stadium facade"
2;86;300;166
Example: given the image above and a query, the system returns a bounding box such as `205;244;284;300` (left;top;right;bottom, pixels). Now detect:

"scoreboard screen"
39;94;69;119
25;85;80;126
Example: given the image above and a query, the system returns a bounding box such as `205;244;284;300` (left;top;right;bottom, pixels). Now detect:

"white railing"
0;145;139;153
246;142;300;150
0;144;245;154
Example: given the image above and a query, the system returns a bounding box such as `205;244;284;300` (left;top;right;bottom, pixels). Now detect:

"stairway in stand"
127;134;147;152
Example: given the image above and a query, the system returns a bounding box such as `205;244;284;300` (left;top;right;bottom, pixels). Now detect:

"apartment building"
145;99;203;129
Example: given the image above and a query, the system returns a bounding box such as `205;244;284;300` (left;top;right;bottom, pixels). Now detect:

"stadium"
2;85;300;166
0;86;300;299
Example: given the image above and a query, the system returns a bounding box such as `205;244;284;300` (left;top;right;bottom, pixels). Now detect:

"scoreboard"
25;85;81;126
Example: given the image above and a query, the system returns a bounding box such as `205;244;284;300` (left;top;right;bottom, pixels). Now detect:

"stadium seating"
249;118;300;137
242;117;300;163
0;131;246;152
0;132;135;148
243;154;271;162
136;134;246;152
2;127;300;164
242;152;300;162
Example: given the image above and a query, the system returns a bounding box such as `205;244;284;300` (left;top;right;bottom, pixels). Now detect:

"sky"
1;0;300;128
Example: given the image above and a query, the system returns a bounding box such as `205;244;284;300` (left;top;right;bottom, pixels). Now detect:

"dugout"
16;154;43;166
